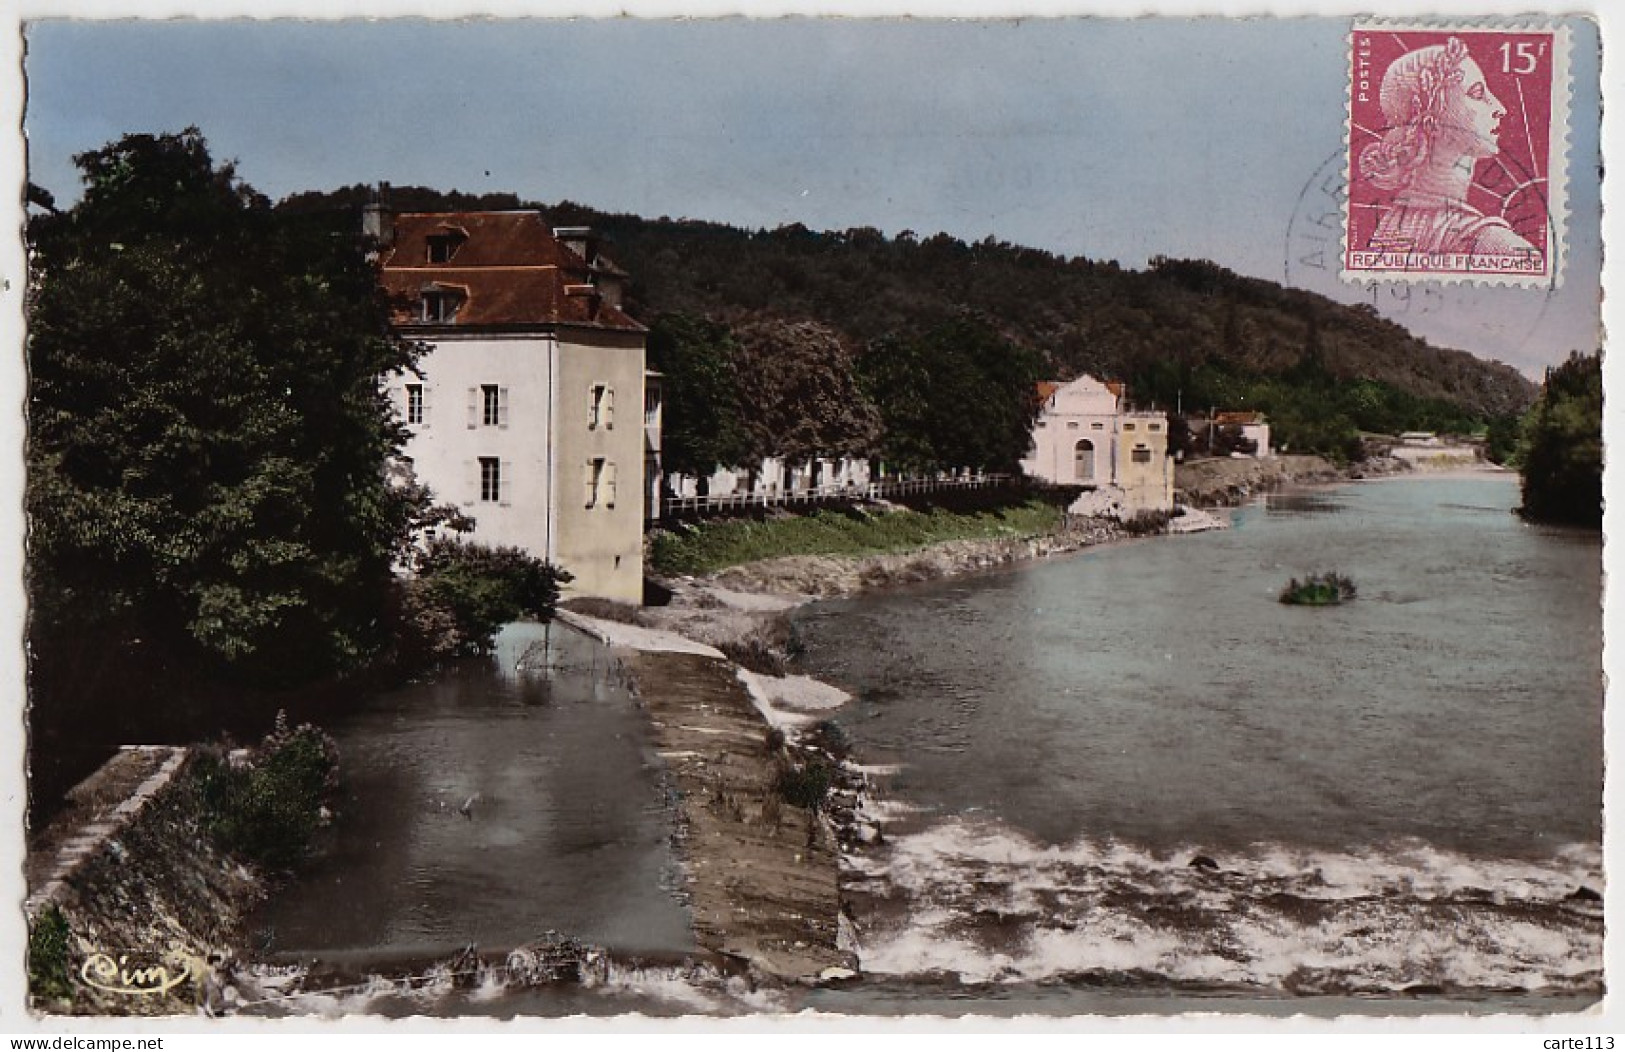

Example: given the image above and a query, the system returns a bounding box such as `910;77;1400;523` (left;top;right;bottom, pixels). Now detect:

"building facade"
1021;376;1174;517
376;209;652;603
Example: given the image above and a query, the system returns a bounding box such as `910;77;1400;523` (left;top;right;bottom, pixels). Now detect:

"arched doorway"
1073;439;1096;482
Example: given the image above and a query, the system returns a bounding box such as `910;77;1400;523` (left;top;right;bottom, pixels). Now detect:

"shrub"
1121;509;1172;536
1279;572;1357;606
806;719;851;762
718;611;798;676
196;712;339;869
404;539;572;658
27;906;72;1003
719;635;788;676
775;758;835;811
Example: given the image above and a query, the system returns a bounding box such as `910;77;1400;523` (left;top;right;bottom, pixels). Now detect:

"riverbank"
1174;453;1346;506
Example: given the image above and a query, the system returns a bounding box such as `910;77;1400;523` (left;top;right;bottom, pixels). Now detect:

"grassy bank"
649;500;1064;577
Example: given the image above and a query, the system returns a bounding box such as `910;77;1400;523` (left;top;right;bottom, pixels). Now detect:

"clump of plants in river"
1279;571;1358;606
194;712;339;870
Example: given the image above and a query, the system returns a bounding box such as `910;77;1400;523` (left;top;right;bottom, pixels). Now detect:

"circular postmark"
1285;146;1560;363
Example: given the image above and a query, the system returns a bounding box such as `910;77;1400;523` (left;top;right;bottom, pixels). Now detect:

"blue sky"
21;16;1603;376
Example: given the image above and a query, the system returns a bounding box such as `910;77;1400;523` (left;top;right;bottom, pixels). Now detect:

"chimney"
362;182;394;249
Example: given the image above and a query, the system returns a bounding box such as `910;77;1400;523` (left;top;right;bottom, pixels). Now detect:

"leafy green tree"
28;128;421;688
1518;351;1602;528
401;539;570;658
861;316;1046;474
646;313;754;480
730;318;881;464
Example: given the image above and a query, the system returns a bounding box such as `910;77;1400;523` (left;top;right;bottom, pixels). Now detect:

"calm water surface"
250;624;693;966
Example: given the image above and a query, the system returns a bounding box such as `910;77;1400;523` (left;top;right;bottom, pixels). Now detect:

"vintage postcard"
6;2;1613;1038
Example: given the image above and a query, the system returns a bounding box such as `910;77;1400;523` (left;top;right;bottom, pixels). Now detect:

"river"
248;624;694;972
246;473;1602;1016
792;474;1603;1002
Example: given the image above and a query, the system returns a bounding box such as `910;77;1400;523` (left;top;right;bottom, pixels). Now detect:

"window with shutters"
480;457;501;502
588;384;615;429
405;383;424;425
469;385;508;428
584;457;606;507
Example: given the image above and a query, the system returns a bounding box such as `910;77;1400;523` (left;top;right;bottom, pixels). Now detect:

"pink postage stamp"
1343;21;1571;287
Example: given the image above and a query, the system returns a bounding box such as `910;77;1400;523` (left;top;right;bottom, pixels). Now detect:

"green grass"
649;501;1063;577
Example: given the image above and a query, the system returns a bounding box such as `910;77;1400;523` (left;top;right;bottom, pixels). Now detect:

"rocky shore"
1172;452;1423;507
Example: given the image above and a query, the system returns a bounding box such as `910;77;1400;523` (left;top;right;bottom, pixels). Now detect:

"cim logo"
79;951;192;997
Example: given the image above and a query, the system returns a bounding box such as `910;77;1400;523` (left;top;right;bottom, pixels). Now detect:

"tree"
399;539;570;659
645;313;754;480
1518;351;1602;528
729;318;881;464
28;128;422;688
861;316;1046;474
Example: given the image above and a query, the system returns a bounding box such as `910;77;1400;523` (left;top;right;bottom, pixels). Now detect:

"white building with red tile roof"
375;207;655;603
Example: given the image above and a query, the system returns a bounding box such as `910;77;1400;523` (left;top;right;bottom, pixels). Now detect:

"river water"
245;474;1603;1016
248;624;694;972
793;475;1603;1001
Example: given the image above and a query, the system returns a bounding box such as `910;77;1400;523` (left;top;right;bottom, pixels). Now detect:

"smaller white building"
1021;376;1174;517
1213;411;1273;458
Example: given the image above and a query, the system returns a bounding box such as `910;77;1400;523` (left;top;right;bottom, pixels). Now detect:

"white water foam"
847;815;1603;995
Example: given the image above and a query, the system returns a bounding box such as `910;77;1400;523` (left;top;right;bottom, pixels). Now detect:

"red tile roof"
1215;411;1266;425
1036;381;1063;402
379;211;643;333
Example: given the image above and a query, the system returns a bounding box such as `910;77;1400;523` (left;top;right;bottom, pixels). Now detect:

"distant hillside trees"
1518;351;1602;528
280;184;1538;464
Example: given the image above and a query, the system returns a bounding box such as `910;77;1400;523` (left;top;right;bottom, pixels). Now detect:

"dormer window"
425;229;467;264
420;286;464;323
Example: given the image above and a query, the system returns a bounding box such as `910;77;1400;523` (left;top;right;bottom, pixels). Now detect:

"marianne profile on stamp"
1359;37;1533;258
1343;23;1569;286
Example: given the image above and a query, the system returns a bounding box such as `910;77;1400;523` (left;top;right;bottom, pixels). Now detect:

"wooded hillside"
281;185;1539;461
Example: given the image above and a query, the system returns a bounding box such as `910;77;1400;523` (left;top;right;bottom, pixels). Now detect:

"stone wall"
26;747;262;1015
